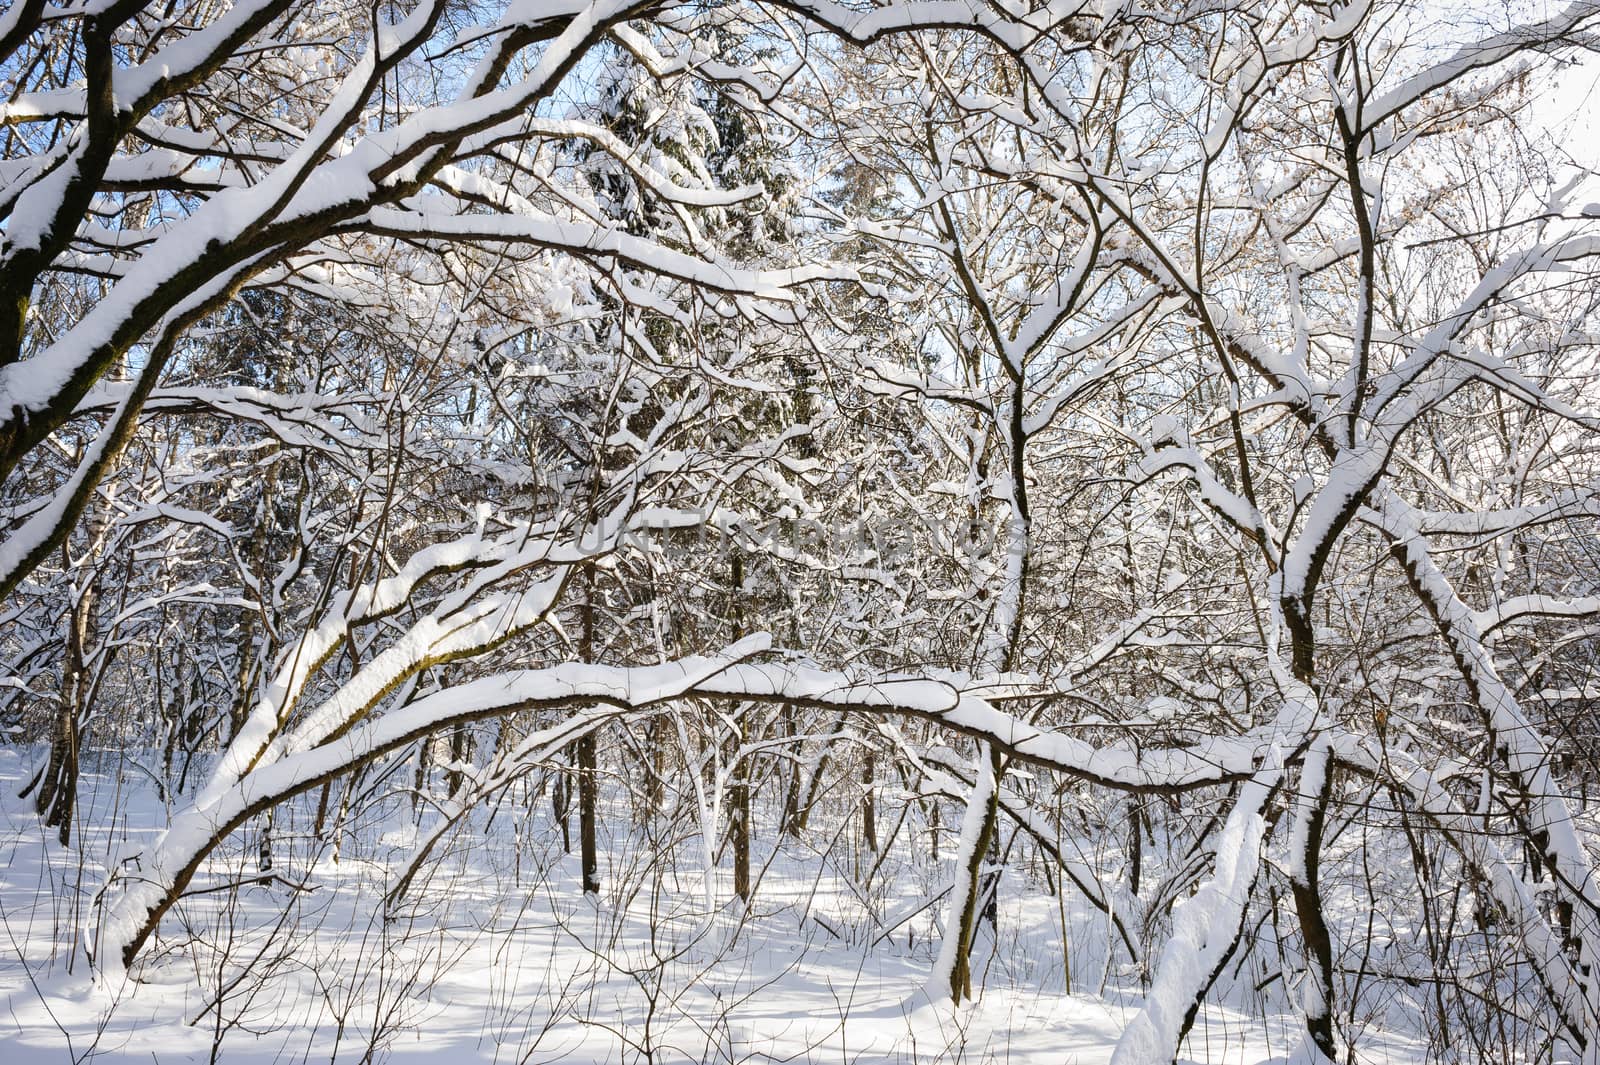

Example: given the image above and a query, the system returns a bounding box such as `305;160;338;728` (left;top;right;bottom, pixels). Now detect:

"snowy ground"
0;748;1424;1064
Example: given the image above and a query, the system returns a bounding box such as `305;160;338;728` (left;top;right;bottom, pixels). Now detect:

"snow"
692;662;1264;788
2;1;1597;1061
364;207;842;300
1366;0;1600;124
1110;773;1273;1065
1369;491;1600;1039
926;744;997;997
0;750;1426;1065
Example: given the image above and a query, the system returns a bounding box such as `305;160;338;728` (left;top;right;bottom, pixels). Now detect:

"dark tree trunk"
781;704;803;838
1128;796;1143;896
577;731;599;893
642;713;665;825
578;563;600;894
728;553;750;901
1284;600;1338;1062
731;767;751;902
861;748;878;854
445;723;471;798
32;573;96;845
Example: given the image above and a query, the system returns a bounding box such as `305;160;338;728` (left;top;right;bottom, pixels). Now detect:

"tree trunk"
941;744;1002;1005
643;713;665;826
1291;741;1338;1061
552;766;571;854
861;748;878;854
258;807;274;873
1284;606;1338;1062
577;563;600;894
32;573;95;845
781;704;803;838
1128;796;1143;896
445;723;471;798
728;554;750;901
577;731;599;894
731;758;751;902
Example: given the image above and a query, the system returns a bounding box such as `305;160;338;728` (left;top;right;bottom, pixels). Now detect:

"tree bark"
578;563;600;894
948;746;1002;1004
729;553;750;901
577;731;600;894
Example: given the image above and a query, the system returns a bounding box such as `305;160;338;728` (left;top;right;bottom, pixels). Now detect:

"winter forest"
1;0;1599;1062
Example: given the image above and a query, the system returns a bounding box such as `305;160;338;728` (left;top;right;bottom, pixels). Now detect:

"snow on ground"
0;748;1422;1064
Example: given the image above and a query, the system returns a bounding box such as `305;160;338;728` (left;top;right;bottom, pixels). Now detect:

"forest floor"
0;748;1426;1064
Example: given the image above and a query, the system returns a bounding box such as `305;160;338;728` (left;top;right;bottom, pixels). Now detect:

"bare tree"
2;2;1598;1062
